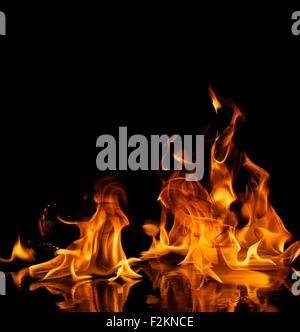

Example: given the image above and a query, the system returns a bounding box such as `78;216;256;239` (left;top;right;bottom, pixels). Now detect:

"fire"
0;235;35;263
142;88;300;284
1;87;300;312
28;177;141;282
208;85;222;113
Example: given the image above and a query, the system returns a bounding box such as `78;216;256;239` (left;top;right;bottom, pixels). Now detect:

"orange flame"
28;177;141;282
2;87;300;312
142;87;300;284
209;85;222;113
0;235;35;263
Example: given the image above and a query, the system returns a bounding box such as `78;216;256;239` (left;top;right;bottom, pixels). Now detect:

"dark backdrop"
0;0;299;327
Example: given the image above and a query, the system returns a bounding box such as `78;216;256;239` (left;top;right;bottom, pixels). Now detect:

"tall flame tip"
208;85;222;113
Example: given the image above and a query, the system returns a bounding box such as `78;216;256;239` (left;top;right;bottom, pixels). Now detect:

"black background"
0;1;300;329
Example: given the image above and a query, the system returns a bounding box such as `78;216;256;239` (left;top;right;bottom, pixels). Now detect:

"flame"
209;85;222;113
142;87;300;284
2;87;300;312
0;235;35;263
28;177;141;282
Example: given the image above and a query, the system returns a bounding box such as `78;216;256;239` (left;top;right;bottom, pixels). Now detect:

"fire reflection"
142;260;289;312
15;261;291;312
29;278;139;312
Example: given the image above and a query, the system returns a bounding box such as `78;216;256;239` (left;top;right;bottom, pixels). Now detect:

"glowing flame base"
142;88;300;283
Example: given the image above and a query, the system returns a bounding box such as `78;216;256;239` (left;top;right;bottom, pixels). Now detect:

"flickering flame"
28;177;141;282
209;85;222;113
0;235;35;263
1;87;300;312
142;88;300;284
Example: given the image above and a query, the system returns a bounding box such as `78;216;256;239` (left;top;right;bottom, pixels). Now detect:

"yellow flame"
141;87;300;285
28;177;141;281
3;87;300;311
0;235;35;263
209;85;222;113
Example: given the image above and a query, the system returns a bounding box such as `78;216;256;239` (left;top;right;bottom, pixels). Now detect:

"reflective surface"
10;260;299;312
